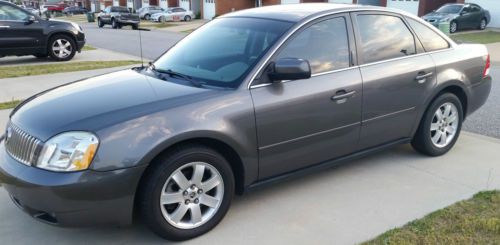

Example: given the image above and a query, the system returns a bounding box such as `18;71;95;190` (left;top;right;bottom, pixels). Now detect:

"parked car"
150;7;194;22
97;6;140;29
63;6;87;15
23;6;40;16
47;3;68;13
40;4;56;14
0;3;491;241
422;3;491;33
137;5;164;20
0;1;85;61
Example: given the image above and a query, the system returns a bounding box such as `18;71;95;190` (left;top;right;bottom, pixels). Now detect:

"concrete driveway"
0;131;499;244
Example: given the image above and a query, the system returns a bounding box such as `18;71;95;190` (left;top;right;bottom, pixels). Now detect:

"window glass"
407;18;449;52
356;15;416;63
0;4;29;21
276;17;350;74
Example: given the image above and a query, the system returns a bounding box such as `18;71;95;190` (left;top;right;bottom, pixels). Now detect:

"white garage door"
180;0;190;10
203;0;215;20
468;0;500;28
328;0;354;3
281;0;300;4
387;0;420;16
159;0;168;9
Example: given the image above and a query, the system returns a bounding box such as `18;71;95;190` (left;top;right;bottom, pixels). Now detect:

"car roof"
222;3;391;22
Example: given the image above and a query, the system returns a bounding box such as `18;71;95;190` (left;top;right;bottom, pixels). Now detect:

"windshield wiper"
148;63;205;88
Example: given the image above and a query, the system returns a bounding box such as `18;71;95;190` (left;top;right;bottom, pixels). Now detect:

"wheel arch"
45;31;77;52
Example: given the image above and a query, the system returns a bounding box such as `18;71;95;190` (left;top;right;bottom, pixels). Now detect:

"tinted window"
112;7;129;13
154;18;292;88
356;15;416;64
436;4;463;14
0;4;29;21
277;17;350;74
407;18;449;52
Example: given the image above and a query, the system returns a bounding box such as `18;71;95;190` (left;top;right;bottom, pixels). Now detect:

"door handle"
415;72;433;82
331;90;356;101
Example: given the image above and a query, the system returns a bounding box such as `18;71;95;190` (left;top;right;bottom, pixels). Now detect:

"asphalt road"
81;23;185;60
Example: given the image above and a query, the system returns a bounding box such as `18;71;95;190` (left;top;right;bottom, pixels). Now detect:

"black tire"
144;14;150;20
479;18;487;30
184;15;191;21
97;18;104;28
47;34;76;61
411;93;464;156
139;145;235;241
111;18;119;29
450;21;458;33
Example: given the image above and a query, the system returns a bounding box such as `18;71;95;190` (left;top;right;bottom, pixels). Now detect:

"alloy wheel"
480;19;486;29
450;22;457;33
51;39;72;59
160;162;224;229
430;102;459;148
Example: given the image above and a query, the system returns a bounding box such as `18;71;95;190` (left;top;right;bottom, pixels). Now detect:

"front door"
251;15;362;180
0;3;44;56
352;12;436;149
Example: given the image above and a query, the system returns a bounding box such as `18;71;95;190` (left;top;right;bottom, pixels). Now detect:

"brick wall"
168;0;177;7
262;0;280;5
216;0;255;16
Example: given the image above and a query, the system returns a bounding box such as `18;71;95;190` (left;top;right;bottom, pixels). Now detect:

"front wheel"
144;14;150;20
450;21;458;33
97;18;104;28
139;145;235;241
111;18;120;29
411;93;463;156
48;34;76;61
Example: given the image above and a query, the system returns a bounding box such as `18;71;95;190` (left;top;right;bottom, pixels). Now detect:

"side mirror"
461;11;468;15
25;15;36;24
269;58;311;81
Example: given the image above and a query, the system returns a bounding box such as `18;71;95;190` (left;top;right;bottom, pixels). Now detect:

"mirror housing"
269;58;311;82
25;15;36;24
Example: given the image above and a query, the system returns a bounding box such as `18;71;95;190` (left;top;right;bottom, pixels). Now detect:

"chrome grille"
4;122;43;166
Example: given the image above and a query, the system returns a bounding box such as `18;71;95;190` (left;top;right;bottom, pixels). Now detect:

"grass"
364;190;500;245
81;45;97;51
0;60;140;79
0;100;22;110
452;31;500;44
139;21;178;29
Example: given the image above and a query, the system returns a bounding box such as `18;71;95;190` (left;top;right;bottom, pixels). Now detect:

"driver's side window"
0;4;29;21
276;17;350;74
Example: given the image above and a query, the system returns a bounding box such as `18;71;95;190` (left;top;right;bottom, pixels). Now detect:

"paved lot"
0;132;498;244
81;23;185;60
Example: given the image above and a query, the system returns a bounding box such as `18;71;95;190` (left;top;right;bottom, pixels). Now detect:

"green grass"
452;31;500;44
81;45;97;51
139;22;178;29
0;100;22;110
0;60;140;79
364;190;500;245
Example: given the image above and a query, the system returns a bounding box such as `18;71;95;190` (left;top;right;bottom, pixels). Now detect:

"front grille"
4;122;43;166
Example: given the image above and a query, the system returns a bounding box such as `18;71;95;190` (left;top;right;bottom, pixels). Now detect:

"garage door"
281;0;300;4
179;0;190;10
469;0;500;28
203;0;215;20
387;0;420;16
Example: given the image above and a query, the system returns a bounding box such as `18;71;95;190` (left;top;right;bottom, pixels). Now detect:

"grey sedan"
0;3;492;242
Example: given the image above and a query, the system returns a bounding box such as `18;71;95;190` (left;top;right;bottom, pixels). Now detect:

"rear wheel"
139;145;234;241
411;93;463;156
184;15;191;21
48;34;76;61
144;14;150;20
479;18;487;30
97;18;104;28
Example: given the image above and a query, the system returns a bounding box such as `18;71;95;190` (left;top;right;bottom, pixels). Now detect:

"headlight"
37;132;99;172
71;22;83;31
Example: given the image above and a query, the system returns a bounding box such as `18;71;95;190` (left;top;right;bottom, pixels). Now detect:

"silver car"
150;7;195;22
137;5;164;20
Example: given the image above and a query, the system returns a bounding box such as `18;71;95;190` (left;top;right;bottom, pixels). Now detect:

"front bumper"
116;19;139;25
0;141;146;227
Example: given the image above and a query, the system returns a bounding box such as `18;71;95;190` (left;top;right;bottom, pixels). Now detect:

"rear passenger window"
407;18;449;52
276;17;350;74
356;15;416;64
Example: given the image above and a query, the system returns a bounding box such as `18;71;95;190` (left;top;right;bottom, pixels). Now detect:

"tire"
450;21;458;33
479;18;487;30
111;18;119;29
144;14;150;20
139;145;235;241
160;16;165;23
411;93;463;156
48;34;76;61
97;18;104;28
184;15;191;21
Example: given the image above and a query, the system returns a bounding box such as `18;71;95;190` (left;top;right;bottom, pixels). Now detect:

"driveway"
0;131;499;244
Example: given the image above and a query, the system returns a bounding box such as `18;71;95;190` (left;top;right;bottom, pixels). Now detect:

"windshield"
153;17;293;88
112;7;129;13
436;4;462;14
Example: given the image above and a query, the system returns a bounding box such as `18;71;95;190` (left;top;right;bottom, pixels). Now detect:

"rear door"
251;14;363;179
351;12;436;149
0;3;44;55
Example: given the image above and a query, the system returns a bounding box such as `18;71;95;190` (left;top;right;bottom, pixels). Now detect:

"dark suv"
0;1;85;61
97;6;140;29
0;3;492;242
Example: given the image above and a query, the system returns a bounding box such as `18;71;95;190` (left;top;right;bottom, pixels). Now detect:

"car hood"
423;12;458;20
10;69;219;141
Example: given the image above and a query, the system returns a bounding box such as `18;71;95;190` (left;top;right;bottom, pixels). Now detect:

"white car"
150;7;195;22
